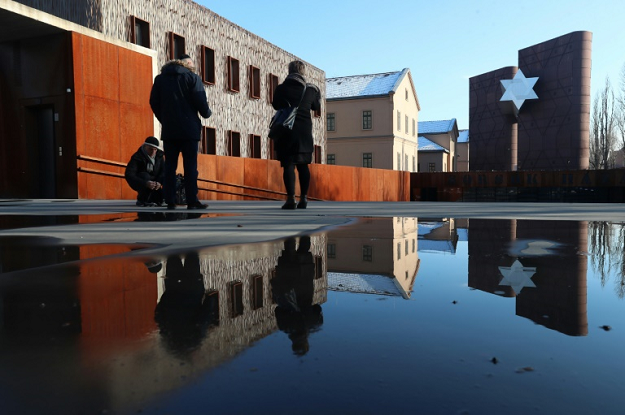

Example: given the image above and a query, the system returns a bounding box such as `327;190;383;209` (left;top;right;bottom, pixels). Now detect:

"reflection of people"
154;252;218;356
149;54;212;211
271;61;321;209
271;236;323;355
125;136;165;207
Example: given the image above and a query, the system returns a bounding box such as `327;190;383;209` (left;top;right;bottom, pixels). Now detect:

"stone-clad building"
0;0;326;198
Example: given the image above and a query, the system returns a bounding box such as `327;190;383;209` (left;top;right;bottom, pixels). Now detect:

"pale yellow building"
325;69;420;171
417;119;459;172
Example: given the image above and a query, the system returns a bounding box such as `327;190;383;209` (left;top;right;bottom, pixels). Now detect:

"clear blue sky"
198;0;625;129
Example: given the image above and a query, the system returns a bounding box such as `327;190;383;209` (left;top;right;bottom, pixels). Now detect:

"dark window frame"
363;152;372;168
130;16;150;48
327;154;336;165
249;134;261;158
327;113;335;131
314;145;322;164
249;65;261;99
251;275;264;310
227;56;240;93
227;130;241;157
201;46;215;85
363;245;373;262
201;127;216;155
167;32;185;60
362;110;372;130
268;73;279;104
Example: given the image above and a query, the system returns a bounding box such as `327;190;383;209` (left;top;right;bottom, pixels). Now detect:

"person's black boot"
282;196;296;210
297;195;308;209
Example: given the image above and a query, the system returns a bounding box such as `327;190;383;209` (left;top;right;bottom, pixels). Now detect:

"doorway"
25;105;56;198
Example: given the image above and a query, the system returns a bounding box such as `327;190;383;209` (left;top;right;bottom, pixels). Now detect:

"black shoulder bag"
268;85;307;143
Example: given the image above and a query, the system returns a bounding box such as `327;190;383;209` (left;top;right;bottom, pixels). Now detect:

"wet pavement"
1;200;625;414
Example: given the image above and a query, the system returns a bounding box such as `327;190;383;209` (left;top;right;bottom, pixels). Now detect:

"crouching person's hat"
143;136;163;151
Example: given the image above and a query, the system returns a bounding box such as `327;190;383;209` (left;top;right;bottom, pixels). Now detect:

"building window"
201;127;216;155
362;110;372;130
327;243;336;259
249;134;261;158
227;131;241;157
205;290;219;324
397;111;401;131
412;239;415;253
412;156;416;172
397;153;401;170
429;162;436;172
405;155;408;171
363;153;372;168
130;16;150;48
229;281;244;317
327;154;336;165
269;139;276;160
405;115;408;134
405;88;409;100
314;145;322;163
314;256;323;279
201;46;215;85
405;240;409;256
167;32;185;60
327;113;335;131
363;245;373;262
268;73;279;103
227;56;240;93
412;119;416;137
249;65;261;99
397;243;401;259
251;275;263;310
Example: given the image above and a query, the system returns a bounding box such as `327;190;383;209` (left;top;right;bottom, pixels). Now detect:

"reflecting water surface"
1;218;625;414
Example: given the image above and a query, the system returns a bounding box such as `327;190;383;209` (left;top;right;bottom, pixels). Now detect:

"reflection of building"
327;217;419;298
418;218;459;254
468;219;588;336
0;235;327;413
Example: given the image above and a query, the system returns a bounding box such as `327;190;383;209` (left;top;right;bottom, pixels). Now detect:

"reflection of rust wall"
517;32;591;170
515;221;588;336
468;219;516;297
469;31;591;172
469;67;518;171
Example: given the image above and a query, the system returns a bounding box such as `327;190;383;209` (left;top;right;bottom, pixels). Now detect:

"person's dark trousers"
163;140;200;205
282;163;310;196
134;172;163;204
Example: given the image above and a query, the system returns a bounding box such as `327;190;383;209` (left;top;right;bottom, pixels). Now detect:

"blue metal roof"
418;136;448;152
326;69;408;100
458;129;469;143
418;119;457;134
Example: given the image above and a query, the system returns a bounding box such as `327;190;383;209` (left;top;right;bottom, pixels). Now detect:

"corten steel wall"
411;170;625;202
194;155;411;202
0;32;77;198
17;0;326;161
517;31;591;170
73;32;155;199
469;66;518;171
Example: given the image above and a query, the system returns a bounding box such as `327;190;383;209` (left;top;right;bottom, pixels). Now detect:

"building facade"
0;0;330;199
325;69;420;172
417;119;459;172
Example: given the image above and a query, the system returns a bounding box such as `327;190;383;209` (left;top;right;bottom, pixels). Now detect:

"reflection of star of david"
498;260;536;295
500;69;539;112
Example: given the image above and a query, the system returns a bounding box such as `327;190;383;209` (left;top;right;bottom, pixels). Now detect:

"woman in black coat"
272;61;321;209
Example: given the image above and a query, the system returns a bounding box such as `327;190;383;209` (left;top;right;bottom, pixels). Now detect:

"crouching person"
125;136;165;207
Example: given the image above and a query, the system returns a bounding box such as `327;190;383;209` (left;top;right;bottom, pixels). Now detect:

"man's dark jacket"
149;61;212;141
125;147;165;192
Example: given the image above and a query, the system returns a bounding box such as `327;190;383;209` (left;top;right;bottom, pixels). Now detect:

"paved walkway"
1;199;623;254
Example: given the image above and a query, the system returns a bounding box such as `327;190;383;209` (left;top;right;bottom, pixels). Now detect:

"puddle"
0;217;624;414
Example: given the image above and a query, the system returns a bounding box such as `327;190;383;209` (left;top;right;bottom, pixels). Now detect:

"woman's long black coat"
271;74;321;165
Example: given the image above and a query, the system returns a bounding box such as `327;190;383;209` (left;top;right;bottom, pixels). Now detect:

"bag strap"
294;84;307;108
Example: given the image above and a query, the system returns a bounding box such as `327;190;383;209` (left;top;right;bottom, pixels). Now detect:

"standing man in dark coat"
150;54;212;210
125;136;165;206
272;60;322;210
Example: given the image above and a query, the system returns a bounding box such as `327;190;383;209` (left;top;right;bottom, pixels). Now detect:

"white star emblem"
500;69;539;113
498;260;536;295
